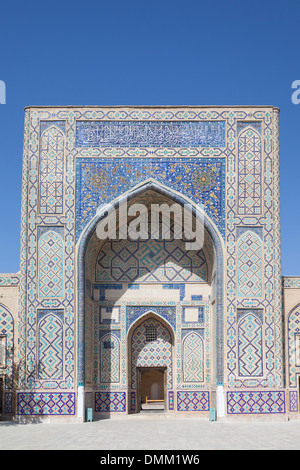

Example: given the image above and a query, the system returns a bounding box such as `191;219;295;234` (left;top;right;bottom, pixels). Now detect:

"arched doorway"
127;313;174;413
76;180;225;419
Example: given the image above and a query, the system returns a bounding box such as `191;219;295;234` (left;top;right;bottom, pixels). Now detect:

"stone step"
141;403;165;410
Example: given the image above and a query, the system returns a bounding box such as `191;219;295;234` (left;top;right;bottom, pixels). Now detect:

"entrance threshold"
141;402;165;413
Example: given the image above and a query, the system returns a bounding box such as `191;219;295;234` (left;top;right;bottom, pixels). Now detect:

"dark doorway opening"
137;367;166;412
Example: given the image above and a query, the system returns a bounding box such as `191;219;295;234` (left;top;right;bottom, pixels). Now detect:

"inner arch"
76;180;224;416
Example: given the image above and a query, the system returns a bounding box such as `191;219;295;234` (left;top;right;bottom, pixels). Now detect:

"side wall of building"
283;277;300;415
0;274;19;417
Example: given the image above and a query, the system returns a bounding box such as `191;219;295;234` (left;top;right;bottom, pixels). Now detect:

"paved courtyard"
0;414;300;450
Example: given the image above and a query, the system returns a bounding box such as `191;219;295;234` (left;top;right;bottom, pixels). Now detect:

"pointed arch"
127;309;176;338
76;179;225;390
127;311;174;391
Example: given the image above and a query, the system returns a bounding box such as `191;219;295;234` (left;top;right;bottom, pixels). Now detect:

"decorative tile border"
17;392;76;415
282;277;300;289
177;391;209;411
95;391;126;412
0;273;19;286
130;391;136;412
227;391;286;414
289;391;298;412
168;391;174;411
5;392;13;414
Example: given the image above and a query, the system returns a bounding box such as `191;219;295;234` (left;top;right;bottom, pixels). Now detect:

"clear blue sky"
0;0;299;275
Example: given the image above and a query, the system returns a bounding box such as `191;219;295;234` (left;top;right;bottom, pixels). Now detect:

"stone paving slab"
1;416;300;450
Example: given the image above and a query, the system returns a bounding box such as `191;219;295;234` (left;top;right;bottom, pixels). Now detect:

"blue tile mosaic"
75;157;226;241
17;392;76;415
227;391;286;414
15;106;285;420
162;284;185;300
126;305;176;333
177;391;209;411
182;307;204;323
93;284;123;301
76;121;226;148
95;392;126;412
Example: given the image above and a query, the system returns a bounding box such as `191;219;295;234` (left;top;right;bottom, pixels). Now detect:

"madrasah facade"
1;105;300;422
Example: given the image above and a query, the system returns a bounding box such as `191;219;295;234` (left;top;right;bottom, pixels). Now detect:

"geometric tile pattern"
182;331;204;382
130;391;136;412
5;392;13;415
96;237;207;283
237;121;262;135
38;312;63;380
0;304;14;389
38;228;64;298
17;105;284;418
0;274;19;286
289;391;298;412
237;230;263;298
99;332;120;383
126;306;177;334
18;110;74;396
237;127;262;215
238;312;263;377
287;304;300;388
95;392;126;412
168;391;174;411
17;392;75;415
283;277;300;288
227;391;286;414
39;125;65;214
177;391;209;411
226;110;282;389
76;157;226;240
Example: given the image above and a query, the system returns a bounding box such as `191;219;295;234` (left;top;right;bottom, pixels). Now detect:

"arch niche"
76;180;225;419
127;311;174;412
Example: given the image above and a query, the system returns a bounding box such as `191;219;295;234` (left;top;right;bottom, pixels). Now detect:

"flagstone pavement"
1;414;300;450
